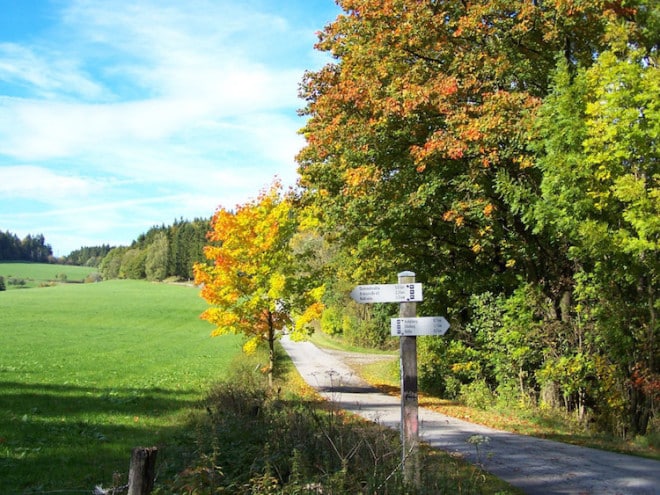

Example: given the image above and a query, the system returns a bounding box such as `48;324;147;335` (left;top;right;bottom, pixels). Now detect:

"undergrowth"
151;353;519;495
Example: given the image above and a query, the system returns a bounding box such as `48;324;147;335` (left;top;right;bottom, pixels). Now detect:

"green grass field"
0;276;242;493
0;262;97;289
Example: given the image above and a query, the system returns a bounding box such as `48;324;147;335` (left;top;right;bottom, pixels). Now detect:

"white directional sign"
391;317;450;336
350;283;423;303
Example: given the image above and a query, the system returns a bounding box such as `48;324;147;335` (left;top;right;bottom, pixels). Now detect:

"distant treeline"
0;231;53;263
3;218;210;282
61;245;115;267
64;218;211;281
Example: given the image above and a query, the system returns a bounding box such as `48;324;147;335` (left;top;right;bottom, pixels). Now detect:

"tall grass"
156;361;522;495
0;279;242;494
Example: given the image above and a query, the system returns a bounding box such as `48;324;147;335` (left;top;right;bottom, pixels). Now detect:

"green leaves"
295;0;659;434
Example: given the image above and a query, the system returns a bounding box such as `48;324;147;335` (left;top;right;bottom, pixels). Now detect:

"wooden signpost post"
397;271;420;486
350;271;450;488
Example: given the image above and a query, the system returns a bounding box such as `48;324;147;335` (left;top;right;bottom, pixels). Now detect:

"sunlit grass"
0;279;242;493
0;262;96;289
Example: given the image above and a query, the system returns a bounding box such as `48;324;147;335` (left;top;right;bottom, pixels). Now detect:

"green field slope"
0;278;241;493
0;262;97;289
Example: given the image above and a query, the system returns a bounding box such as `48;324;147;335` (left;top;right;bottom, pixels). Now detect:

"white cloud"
0;42;106;100
0;0;340;254
0;165;100;201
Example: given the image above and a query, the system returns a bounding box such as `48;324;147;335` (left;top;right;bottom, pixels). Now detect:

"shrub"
9;277;26;287
460;379;496;410
85;273;103;283
155;364;504;495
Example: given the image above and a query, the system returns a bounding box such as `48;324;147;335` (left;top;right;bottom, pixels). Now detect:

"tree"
0;231;52;262
525;20;659;433
296;0;618;321
119;248;146;279
295;0;656;433
194;183;313;387
100;247;127;279
145;232;169;281
62;245;113;266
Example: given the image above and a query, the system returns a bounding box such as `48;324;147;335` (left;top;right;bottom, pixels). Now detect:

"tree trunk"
267;310;274;388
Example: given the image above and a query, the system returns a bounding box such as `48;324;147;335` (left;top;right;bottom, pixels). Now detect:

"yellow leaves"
308;285;326;301
202;308;241;337
298;204;322;232
483;203;495;217
242;336;259;355
197;180;296;346
267;272;286;299
451;361;479;374
296;302;325;329
515;155;534;170
294;284;326;331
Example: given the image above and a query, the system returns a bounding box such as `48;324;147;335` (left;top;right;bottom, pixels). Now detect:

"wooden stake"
128;447;158;495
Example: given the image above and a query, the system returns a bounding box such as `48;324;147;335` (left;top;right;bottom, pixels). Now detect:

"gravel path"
280;336;660;495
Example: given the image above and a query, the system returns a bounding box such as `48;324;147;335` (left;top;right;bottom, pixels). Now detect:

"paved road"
280;336;660;495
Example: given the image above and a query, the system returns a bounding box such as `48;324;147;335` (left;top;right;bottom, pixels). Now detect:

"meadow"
0;262;97;289
0;276;242;493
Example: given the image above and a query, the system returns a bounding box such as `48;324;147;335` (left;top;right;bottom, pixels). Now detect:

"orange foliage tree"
194;182;321;387
295;0;657;433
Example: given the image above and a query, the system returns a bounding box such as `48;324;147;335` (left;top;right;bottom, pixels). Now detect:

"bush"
8;277;26;287
154;364;506;495
84;273;103;283
459;379;496;410
320;306;343;336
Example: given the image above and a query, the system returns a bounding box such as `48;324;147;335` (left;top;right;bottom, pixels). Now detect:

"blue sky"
0;0;340;256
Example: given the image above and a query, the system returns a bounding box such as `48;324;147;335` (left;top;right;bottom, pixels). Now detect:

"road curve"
280;336;660;495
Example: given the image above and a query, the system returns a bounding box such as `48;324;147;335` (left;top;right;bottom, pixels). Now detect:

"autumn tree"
297;0;615;318
194;183;321;387
296;0;656;432
297;0;607;350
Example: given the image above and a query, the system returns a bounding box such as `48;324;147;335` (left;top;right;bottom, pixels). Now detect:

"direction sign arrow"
350;283;423;303
391;316;450;336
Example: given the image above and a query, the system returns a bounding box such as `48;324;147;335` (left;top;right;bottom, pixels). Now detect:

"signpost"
350;283;423;303
391;316;450;336
397;271;420;487
351;271;450;488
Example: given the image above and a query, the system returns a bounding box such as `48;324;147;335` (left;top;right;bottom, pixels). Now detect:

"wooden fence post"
127;446;158;495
